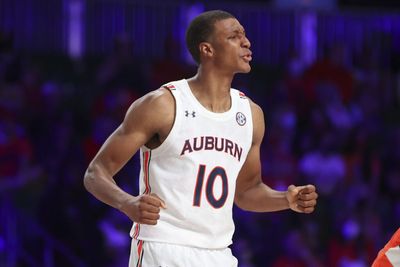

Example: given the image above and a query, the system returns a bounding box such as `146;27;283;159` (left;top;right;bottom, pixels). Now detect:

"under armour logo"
185;110;196;118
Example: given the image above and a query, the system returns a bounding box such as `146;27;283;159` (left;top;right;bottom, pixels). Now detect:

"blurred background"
1;0;400;266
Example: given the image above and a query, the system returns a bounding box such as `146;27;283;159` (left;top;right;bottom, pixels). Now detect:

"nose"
242;36;251;49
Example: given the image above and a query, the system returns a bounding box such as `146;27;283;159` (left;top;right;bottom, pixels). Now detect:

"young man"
84;10;318;266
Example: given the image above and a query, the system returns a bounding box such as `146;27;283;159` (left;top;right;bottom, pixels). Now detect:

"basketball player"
84;10;318;266
372;228;400;267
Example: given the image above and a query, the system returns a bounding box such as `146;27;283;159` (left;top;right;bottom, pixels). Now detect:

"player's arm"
84;88;172;224
234;101;318;213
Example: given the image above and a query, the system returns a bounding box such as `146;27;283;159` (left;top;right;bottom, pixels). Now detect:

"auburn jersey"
130;79;253;249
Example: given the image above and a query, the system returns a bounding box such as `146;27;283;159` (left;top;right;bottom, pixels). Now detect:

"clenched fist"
120;193;166;225
286;184;318;214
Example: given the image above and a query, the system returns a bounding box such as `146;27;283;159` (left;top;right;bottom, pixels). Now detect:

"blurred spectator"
0;31;22;83
372;228;400;267
96;32;148;94
150;33;195;88
303;43;354;104
299;132;346;196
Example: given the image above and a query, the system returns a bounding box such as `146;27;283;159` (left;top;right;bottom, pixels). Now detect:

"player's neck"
187;68;234;113
189;65;233;92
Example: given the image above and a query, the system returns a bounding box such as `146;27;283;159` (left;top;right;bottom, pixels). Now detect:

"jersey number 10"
193;165;228;209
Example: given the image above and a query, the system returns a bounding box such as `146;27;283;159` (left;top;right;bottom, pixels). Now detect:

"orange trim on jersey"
163;84;176;91
133;151;152;239
133;223;140;239
239;91;247;98
143;151;152;194
136;240;144;267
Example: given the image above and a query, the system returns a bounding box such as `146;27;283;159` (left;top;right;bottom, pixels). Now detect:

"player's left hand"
286;184;318;213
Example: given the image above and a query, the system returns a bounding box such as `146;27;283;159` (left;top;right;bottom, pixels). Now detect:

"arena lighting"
67;0;84;59
274;0;337;10
299;12;317;66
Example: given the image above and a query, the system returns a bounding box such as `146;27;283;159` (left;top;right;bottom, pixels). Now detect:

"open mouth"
242;54;252;62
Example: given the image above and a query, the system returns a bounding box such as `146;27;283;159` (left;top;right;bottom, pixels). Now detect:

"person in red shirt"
372;228;400;267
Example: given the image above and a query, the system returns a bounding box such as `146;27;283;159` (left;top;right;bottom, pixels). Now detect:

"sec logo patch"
236;112;246;126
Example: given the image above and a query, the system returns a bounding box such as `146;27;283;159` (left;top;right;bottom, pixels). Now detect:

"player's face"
210;18;252;74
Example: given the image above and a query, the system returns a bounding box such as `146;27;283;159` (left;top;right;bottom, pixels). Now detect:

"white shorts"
129;239;238;267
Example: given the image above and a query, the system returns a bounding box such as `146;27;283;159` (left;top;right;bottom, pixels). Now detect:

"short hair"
185;10;235;64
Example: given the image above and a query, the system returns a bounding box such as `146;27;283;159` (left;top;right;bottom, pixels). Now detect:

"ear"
199;42;213;59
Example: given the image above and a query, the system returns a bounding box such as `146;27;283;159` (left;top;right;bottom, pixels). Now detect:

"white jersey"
130;79;253;249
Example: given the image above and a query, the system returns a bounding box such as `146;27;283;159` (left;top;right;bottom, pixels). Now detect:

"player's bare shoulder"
122;87;175;139
248;99;264;120
248;99;265;145
131;87;174;111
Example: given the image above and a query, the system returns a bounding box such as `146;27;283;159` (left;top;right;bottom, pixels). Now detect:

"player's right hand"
120;193;166;225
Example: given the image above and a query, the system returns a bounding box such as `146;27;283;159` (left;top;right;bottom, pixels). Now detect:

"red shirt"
372;228;400;267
